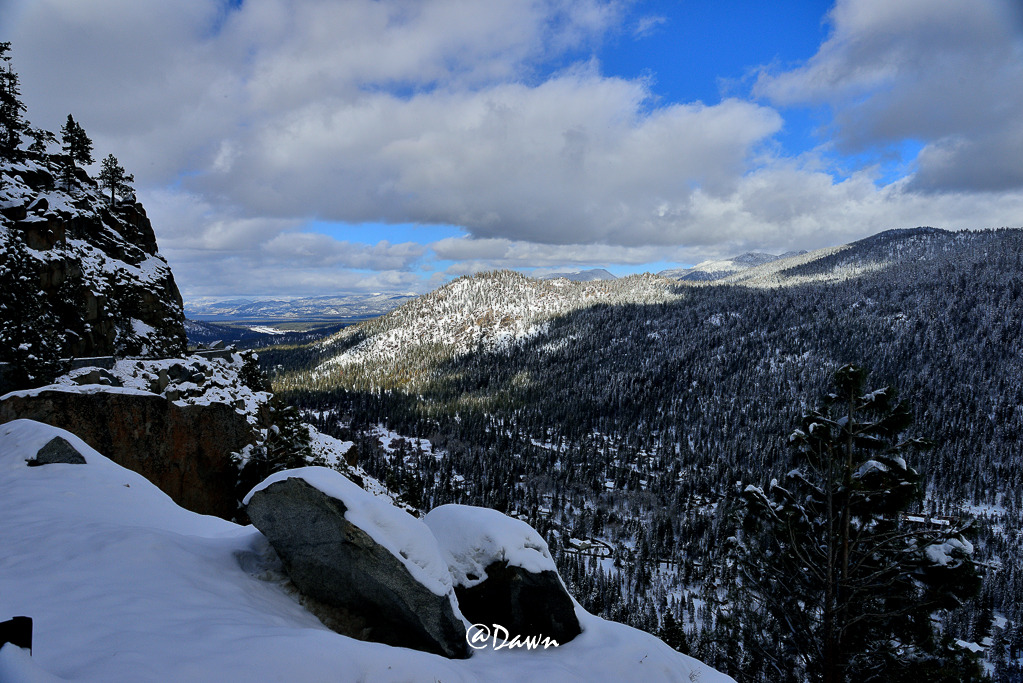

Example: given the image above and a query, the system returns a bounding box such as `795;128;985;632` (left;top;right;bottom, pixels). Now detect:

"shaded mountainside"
268;227;1023;678
1;157;186;363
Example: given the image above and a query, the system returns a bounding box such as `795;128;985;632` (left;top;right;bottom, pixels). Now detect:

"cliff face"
0;158;186;360
0;387;252;518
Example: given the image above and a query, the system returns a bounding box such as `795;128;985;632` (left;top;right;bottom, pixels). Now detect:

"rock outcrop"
245;471;469;659
0;388;252;518
424;504;582;644
1;158;186;360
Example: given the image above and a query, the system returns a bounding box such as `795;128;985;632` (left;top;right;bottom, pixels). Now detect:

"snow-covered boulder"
424;504;581;644
244;468;469;658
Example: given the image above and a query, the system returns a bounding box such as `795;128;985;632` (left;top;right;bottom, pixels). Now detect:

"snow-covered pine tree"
733;364;985;683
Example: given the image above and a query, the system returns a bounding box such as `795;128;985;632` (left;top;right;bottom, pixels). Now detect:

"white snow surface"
0;419;732;682
424;504;558;587
244;467;453;597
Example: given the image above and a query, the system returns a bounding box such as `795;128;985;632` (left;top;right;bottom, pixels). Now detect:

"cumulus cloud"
4;0;1023;300
754;0;1023;192
5;0;781;248
430;237;688;270
200;77;782;245
143;189;427;298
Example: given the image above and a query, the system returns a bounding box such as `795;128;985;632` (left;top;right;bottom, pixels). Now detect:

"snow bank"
424;504;558;587
1;419;733;682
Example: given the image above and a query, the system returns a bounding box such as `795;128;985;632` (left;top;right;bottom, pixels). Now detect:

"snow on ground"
0;419;733;683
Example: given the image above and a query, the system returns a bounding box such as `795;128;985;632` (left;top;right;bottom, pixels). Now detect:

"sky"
2;0;1023;301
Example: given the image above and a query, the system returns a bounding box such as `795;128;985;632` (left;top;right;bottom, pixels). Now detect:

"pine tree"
26;127;56;160
97;154;134;206
60;114;93;188
0;42;28;162
0;230;68;389
734;364;985;683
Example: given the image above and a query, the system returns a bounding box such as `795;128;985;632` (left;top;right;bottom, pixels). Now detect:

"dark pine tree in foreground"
734;364;985;683
0;232;68;389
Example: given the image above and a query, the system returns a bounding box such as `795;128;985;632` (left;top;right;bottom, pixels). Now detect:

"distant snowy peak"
537;268;617;282
660;251;803;281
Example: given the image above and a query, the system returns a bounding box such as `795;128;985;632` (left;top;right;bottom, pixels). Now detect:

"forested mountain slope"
268;227;1023;679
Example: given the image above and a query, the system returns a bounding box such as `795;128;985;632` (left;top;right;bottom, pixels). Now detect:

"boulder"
0;389;253;519
70;368;123;387
245;471;468;659
29;436;86;465
424;504;581;644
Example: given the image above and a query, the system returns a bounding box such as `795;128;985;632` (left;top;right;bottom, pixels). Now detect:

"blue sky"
4;0;1023;300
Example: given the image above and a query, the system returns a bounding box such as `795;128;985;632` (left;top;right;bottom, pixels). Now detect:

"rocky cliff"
0;157;186;365
0;387;251;518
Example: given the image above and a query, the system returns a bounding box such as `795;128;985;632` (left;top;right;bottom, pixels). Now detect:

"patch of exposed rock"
28;435;87;466
424;504;582;644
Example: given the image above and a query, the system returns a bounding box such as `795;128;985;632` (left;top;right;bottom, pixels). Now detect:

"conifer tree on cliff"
98;154;134;207
733;364;984;683
0;231;67;389
0;42;28;163
60;114;93;189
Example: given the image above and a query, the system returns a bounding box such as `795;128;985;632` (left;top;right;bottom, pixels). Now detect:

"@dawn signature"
466;623;560;650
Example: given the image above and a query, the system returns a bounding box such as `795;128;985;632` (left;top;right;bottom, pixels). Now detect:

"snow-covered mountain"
298;270;682;390
185;292;415;321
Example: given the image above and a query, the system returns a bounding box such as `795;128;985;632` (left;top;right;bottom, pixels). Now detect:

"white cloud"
198;77;782;245
430;237;688;269
4;0;1023;300
754;0;1023;192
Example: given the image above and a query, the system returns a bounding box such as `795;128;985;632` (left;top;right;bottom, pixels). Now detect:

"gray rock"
72;368;123;387
453;560;581;644
31;436;86;465
246;477;469;658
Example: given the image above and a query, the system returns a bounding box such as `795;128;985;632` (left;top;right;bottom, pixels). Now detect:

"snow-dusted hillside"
302;270;682;390
0;419;733;683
